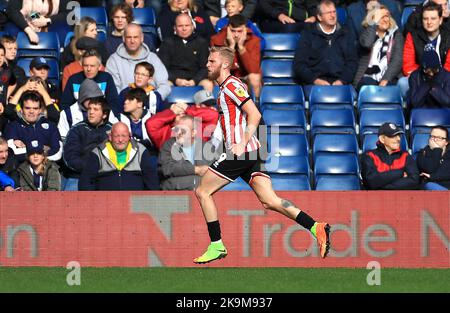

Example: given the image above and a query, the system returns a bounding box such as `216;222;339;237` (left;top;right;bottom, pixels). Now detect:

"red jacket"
210;26;261;76
145;106;219;150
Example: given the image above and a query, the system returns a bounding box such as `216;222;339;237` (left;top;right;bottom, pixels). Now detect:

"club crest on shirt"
235;86;246;97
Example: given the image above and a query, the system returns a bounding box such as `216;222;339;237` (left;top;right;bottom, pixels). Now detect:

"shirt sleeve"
223;81;250;107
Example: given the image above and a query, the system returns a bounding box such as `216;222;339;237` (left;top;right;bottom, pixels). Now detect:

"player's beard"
207;67;220;81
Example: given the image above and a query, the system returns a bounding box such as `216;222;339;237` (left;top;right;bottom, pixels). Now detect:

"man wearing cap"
28;57;60;107
58;78;118;141
361;122;420;190
158;114;216;190
61;49;120;115
407;45;450;109
145;89;219;150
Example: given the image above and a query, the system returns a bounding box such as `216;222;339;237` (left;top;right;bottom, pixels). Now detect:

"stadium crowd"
0;0;449;191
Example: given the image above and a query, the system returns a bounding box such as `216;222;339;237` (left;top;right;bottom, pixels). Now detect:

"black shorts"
209;151;270;184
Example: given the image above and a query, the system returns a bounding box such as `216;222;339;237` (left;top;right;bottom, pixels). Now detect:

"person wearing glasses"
158;114;216;190
417;126;450;190
407;44;450;110
118;62;163;114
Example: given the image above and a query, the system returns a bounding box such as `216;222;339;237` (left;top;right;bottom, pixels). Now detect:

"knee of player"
261;199;279;211
195;187;210;200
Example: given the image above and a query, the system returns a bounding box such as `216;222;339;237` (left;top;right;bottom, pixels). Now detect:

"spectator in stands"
0;170;16;191
62;95;113;191
17;139;60;190
211;14;262;98
105;3;156;59
0;35;27;87
417;126;450;190
58;78;118;142
0;136;20;189
6;76;60;125
4;91;62;162
62;37;107;92
145;90;219;150
61;16;108;69
159;114;216;190
361;122;420;190
7;0;70;44
118;62;163;114
407;45;450;109
203;0;256;26
62;49;120;114
106;23;171;100
27;57;60;110
400;2;450;98
214;0;265;49
353;5;403;90
258;0;318;33
0;43;17;131
403;0;450;36
156;0;214;42
79;122;154;190
346;0;401;39
158;13;213;91
294;0;358;94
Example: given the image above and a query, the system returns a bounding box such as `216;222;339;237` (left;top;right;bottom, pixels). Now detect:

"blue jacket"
294;23;358;85
4;114;62;163
407;69;450;109
60;71;120;115
0;170;15;190
79;139;154;190
63;121;113;177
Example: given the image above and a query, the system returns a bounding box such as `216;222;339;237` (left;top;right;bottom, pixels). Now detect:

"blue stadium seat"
337;7;347;25
132;8;157;42
265;155;311;190
314;154;360;190
409;109;450;139
412;133;430;157
222;177;252;191
16;58;60;82
401;6;416;29
261;59;295;85
165;86;204;104
403;0;422;5
16;32;60;59
64;31;106;47
310;109;356;137
267;128;308;156
313;133;359;161
362;133;408;153
79;7;108;33
259;85;305;111
359;109;405;138
262;107;306;133
309;85;354;111
357;85;403;111
262;33;300;59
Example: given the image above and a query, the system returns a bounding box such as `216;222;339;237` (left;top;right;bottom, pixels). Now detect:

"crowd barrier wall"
0;191;448;268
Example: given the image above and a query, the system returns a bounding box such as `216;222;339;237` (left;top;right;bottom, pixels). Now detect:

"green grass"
0;267;449;293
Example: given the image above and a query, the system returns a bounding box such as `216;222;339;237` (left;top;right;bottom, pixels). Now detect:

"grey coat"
353;25;404;87
158;138;216;190
17;161;61;191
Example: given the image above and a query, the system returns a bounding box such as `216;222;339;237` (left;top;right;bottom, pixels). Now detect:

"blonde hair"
210;46;234;66
168;0;198;12
362;5;397;29
71;17;97;61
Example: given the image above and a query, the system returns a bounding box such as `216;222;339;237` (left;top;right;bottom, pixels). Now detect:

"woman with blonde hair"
17;140;61;191
156;0;213;42
353;5;403;90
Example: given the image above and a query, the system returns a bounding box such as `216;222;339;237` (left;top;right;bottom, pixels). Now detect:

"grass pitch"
0;267;449;293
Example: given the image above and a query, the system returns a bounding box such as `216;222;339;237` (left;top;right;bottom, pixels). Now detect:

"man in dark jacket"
407;45;450;109
79;122;154;190
361;122;420;190
258;0;318;33
293;0;358;93
158;13;212;91
159;115;216;190
403;0;450;36
62;96;113;191
416;126;450;190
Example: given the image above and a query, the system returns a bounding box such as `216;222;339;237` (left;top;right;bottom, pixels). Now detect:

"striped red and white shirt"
216;75;261;152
